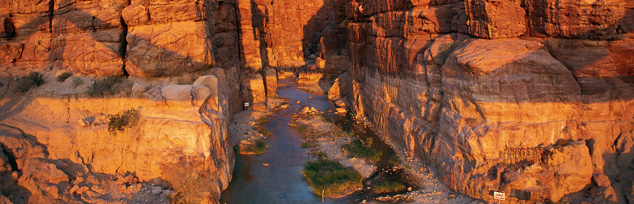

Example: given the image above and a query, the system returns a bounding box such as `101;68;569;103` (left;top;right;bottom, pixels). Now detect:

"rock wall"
346;0;634;202
1;0;240;78
237;0;348;70
0;68;238;203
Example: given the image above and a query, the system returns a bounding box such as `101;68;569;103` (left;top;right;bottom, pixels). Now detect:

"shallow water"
219;78;408;204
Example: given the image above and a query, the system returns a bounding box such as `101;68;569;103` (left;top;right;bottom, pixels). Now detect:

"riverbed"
220;78;417;204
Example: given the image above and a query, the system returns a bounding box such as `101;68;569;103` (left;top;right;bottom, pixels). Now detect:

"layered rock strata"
345;0;634;202
0;68;238;203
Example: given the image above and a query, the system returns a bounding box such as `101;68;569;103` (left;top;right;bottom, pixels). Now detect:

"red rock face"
345;0;634;203
0;0;51;72
1;0;240;77
238;0;349;70
52;0;127;76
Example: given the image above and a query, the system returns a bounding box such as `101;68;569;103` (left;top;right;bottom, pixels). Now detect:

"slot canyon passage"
0;0;633;203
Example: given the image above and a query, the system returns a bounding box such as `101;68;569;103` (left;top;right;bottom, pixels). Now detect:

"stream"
220;78;409;204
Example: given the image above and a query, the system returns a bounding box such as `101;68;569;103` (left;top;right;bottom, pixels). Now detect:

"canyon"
0;0;633;203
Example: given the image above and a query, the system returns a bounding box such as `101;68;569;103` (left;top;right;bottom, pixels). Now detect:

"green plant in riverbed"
370;179;406;194
241;139;269;155
255;116;272;137
302;159;362;198
342;138;382;162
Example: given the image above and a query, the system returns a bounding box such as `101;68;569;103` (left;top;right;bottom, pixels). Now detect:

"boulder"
160;85;193;102
593;173;612;187
192;85;211;106
131;81;150;97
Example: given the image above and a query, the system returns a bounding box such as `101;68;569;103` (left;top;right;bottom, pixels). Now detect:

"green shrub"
371;180;406;194
301;142;312;148
342;138;382;162
256;126;272;137
386;154;402;165
320;113;333;123
296;124;309;133
88;75;123;96
302;159;362;198
241;140;269;155
255;116;272;137
15;72;45;92
108;108;140;135
57;72;72;82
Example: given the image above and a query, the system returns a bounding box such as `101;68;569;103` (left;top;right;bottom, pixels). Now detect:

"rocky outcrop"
1;0;240;78
346;0;634;202
0;69;238;203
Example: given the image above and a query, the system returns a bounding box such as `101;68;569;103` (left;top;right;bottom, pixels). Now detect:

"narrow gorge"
0;0;632;203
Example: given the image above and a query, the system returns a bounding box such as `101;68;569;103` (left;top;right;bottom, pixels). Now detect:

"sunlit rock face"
237;0;349;70
0;0;54;73
122;0;240;77
346;0;634;202
1;0;240;77
0;68;237;203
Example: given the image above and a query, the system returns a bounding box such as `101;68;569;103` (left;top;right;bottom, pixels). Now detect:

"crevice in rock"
0;143;19;172
119;16;129;76
48;0;54;33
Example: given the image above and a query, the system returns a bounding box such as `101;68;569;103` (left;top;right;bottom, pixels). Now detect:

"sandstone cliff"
345;0;634;202
0;68;238;203
1;0;633;203
1;0;240;78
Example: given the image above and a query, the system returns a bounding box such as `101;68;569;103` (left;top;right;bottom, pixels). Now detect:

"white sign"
244;102;250;107
494;192;505;200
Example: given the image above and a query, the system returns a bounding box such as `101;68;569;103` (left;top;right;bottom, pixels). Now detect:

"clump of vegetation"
255;116;272;137
241;139;269;155
342;138;382;162
386;154;402;165
256;126;272;137
57;72;72;82
108;108;140;135
371;180;406;194
312;151;328;160
302;159;362;198
88;75;123;96
328;124;353;140
320;113;333;123
301;142;313;148
290;121;310;134
15;72;45;92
